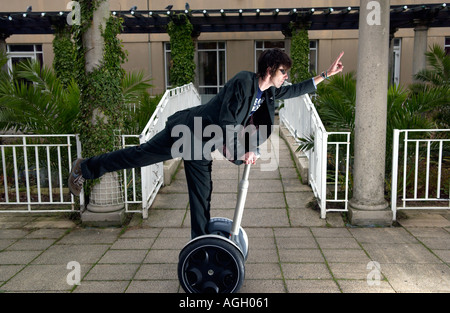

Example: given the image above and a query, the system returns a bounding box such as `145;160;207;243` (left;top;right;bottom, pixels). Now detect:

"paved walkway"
0;126;449;293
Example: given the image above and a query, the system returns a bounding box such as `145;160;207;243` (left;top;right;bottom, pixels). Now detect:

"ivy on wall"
52;25;75;88
167;14;196;87
290;25;311;84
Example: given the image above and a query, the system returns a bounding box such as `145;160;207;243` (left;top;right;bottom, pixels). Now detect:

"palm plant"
0;59;80;135
411;44;450;128
304;71;438;197
0;59;156;135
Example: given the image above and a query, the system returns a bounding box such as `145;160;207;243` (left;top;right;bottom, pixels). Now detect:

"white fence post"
391;129;400;221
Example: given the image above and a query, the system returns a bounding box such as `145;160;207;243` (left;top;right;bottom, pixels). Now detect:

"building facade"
2;0;450;100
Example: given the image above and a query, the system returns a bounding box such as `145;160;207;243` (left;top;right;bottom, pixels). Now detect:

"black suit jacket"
166;71;316;162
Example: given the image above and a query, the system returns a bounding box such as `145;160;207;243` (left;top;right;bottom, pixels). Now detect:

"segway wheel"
178;236;245;293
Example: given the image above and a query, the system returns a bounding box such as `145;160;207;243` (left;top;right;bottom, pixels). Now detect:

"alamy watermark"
66;261;81;286
366;261;381;286
171;118;280;171
366;1;381;26
66;1;81;26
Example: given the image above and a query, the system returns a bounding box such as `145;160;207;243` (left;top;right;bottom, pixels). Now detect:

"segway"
178;163;252;293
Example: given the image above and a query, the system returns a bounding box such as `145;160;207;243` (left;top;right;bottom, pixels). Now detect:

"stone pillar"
412;20;429;80
348;0;392;226
81;0;125;227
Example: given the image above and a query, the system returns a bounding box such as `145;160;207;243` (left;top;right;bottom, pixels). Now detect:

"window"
392;38;402;86
309;40;318;74
164;43;172;89
7;44;43;71
197;42;226;103
445;37;450;55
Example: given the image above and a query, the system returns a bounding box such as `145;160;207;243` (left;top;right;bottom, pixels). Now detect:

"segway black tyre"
178;235;245;293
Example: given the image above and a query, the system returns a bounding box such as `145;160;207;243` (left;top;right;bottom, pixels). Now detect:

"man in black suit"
69;48;344;238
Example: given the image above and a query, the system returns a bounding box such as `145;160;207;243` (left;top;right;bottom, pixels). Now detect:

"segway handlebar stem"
230;163;251;241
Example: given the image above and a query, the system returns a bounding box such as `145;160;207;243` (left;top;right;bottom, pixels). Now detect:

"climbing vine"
167;14;196;86
52;25;75;87
290;25;311;83
71;0;128;194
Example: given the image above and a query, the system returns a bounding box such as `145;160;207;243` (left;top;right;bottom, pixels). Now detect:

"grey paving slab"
125;280;180;293
0;229;31;239
381;263;450;292
414;233;450;249
0;250;41;265
57;228;121;245
1;263;83;292
399;212;450;228
285;192;315;209
151;236;189;250
239;279;286;293
315;237;361;249
0;239;17;250
158;227;190;238
0;265;24;282
120;227;162;238
273;227;313;238
110;238;155;250
276;236;318;249
31;244;109;265
150;193;189;209
245;193;286;209
73;280;130;293
328;262;386;281
98;249;148;264
285;279;341;293
349;227;418;244
1;127;449;294
362;243;443;264
247;179;284;193
281;179;313;192
246;247;279;263
6;238;55;251
84;263;140;281
144;209;186;228
25;228;68;239
321;248;371;263
134;263;178;280
242;209;290;227
143;249;179;263
289;208;327;227
281;263;332;280
310;227;352;238
434;250;450;263
338;280;396;293
278;248;324;263
244;263;282;280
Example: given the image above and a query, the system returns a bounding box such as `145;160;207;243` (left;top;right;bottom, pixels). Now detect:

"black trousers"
80;127;213;238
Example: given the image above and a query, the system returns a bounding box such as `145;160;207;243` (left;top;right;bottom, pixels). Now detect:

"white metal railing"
391;129;450;220
0;83;200;216
124;83;201;218
280;93;350;219
0;134;83;212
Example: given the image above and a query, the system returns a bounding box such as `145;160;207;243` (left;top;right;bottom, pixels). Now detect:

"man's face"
270;66;289;88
